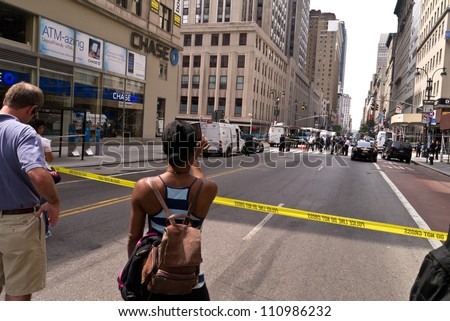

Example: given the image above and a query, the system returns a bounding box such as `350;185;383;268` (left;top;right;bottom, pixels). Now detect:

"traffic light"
371;104;375;110
301;105;305;110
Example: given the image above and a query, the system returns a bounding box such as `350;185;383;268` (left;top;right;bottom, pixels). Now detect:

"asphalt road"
33;148;447;301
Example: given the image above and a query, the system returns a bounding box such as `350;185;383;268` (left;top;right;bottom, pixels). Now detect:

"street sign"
422;99;435;105
435;98;450;105
428;111;435;116
431;118;437;123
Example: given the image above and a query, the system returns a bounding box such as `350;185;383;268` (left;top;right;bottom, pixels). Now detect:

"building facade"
307;10;344;129
0;0;181;142
177;0;326;135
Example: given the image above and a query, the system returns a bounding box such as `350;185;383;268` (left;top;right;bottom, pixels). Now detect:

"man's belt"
1;206;39;215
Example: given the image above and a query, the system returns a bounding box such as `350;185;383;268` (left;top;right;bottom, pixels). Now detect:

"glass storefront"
101;75;144;138
39;70;72;136
0;63;34;105
73;69;101;141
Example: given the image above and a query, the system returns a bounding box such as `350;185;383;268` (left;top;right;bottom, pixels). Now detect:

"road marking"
374;163;442;249
243;203;284;241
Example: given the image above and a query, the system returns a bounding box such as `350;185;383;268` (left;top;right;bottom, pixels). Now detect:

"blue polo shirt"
0;114;46;210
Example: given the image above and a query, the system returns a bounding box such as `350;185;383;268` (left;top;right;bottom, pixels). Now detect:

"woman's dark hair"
29;117;46;130
162;120;198;167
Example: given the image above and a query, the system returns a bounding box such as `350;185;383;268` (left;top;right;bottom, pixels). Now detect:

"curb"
411;159;450;178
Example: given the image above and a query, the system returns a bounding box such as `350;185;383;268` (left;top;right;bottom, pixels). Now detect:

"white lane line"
317;165;324;171
243;203;284;241
373;163;441;249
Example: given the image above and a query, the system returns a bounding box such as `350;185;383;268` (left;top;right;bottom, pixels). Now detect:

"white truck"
376;131;393;152
200;121;244;157
268;123;288;147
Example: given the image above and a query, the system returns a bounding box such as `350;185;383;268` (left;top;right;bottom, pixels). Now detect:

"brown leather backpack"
141;178;203;295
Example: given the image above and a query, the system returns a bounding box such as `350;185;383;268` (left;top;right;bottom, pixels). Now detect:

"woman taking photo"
127;120;218;300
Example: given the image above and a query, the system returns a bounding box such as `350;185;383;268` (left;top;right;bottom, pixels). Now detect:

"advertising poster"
127;50;146;80
104;42;126;75
151;0;159;14
39;17;75;61
75;31;103;69
173;0;181;27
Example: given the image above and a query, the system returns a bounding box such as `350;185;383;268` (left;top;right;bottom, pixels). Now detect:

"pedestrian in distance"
0;82;61;301
429;141;436;160
416;142;422;157
435;140;441;159
127;120;218;300
30;118;55;238
279;134;285;152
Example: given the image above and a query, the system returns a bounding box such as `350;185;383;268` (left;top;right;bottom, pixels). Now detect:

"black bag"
410;225;450;301
117;231;161;301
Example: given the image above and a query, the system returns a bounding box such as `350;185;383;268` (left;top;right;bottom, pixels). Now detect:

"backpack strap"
148;177;204;225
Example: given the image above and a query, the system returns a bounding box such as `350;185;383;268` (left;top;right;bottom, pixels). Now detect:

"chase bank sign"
130;31;179;66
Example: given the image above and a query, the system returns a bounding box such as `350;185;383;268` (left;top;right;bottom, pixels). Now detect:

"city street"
32;145;450;300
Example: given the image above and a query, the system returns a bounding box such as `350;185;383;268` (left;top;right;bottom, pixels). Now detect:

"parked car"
241;135;264;154
351;140;378;162
381;141;412;163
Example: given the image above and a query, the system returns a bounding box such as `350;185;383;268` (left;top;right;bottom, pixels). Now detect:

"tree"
358;120;375;138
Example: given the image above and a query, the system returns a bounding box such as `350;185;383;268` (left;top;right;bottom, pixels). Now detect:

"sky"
309;0;398;131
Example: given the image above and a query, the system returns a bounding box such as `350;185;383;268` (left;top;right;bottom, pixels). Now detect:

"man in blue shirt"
0;82;61;301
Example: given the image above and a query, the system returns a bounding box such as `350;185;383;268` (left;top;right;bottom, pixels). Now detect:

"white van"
268;123;288;147
200;121;244;157
376;131;393;152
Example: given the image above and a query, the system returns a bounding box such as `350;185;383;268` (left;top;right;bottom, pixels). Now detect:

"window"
180;96;188;114
159;4;171;32
239;33;247;45
195;34;203;46
222;33;230;45
131;0;142;16
115;0;127;8
159;62;168;80
0;3;32;44
182;0;189;23
193;55;201;67
207;97;215;115
208;76;216;89
182;56;190;67
184;35;192;46
220;76;227;89
221;55;228;68
210;55;217;68
192;75;200;89
218;97;226;112
211;34;219;46
234;98;242;117
237;55;245;68
236;76;244;90
181;75;189;88
191;97;198;114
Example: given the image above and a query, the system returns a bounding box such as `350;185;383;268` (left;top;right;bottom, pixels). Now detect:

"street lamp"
271;90;285;123
415;67;447;162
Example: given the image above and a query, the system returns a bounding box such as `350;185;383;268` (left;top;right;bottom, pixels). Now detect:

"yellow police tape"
52;166;448;242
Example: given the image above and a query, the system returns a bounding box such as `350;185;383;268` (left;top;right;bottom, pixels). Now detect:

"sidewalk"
411;153;450;177
52;141;166;168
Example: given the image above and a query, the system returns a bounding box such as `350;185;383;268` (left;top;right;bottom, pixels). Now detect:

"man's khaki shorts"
0;212;46;296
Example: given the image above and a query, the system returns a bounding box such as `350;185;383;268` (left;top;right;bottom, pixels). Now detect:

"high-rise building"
376;34;390;72
178;0;321;134
307;10;345;128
